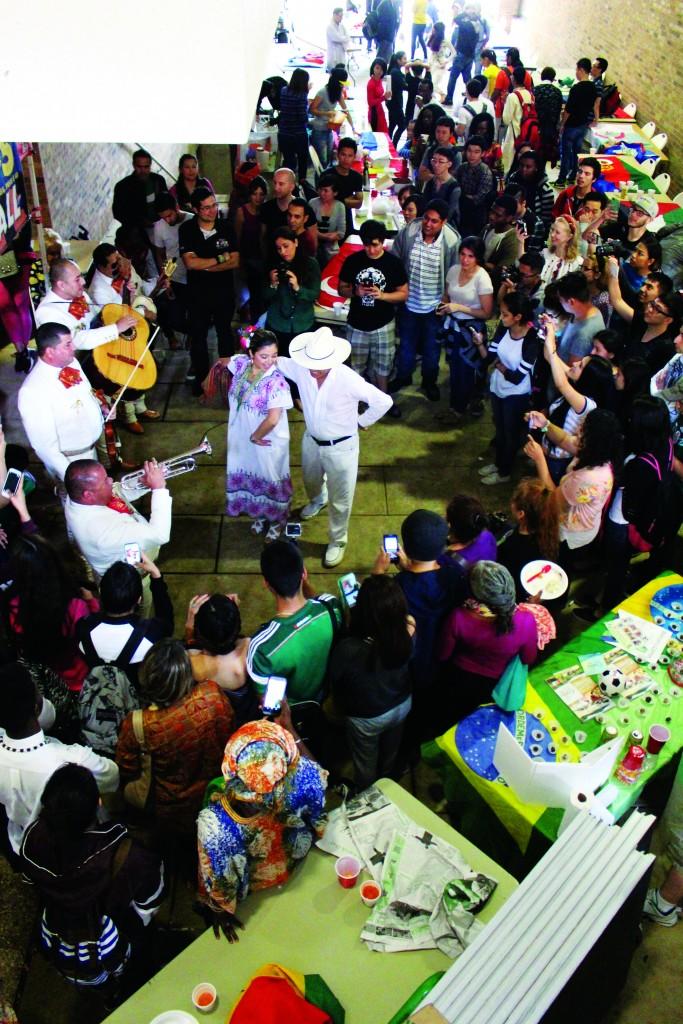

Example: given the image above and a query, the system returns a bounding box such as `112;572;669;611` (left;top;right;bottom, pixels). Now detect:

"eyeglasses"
648;300;669;315
199;201;218;211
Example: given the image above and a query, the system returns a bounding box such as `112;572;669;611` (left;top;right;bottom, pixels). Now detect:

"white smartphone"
383;533;399;561
124;542;141;566
263;675;287;716
1;468;23;498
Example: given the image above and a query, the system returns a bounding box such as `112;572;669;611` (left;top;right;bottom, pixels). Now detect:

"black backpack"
362;10;379;39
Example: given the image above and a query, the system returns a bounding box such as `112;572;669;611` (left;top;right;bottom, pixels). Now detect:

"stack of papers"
318;787;497;957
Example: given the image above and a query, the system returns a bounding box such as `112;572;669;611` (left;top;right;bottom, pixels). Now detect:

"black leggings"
388;106;406;148
411;23;427;60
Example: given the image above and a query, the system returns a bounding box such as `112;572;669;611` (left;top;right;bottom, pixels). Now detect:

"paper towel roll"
558;788;615;836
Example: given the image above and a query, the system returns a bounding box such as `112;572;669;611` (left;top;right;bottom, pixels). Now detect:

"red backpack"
513;90;541;151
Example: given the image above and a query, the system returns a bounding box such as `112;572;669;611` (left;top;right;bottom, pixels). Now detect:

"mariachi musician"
87;242;166;435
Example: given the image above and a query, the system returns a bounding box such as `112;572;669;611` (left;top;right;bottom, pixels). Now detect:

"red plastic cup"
647;724;670;755
335;855;361;889
360;880;382;906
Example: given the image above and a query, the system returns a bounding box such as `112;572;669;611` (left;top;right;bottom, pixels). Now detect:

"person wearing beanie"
373;509;467;737
438;560;538;721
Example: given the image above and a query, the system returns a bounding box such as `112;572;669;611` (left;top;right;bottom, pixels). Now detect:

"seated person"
76;554;174;688
0;662;119;854
186;592;257;727
441;493;497;566
196;714;327;941
20;764;164;990
438;560;538;722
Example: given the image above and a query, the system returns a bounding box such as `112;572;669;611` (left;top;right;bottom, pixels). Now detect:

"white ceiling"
1;0;281;144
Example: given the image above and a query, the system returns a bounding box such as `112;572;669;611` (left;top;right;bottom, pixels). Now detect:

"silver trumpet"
119;436;213;501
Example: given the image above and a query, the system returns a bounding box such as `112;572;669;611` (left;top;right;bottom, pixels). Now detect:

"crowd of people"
0;0;681;1011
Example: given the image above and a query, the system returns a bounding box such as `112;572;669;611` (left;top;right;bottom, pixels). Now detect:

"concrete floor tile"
157;515;222;574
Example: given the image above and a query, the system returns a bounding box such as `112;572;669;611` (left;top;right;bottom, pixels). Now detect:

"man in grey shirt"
556;272;605;364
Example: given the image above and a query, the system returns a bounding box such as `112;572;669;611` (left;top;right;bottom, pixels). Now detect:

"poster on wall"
0;142;29;255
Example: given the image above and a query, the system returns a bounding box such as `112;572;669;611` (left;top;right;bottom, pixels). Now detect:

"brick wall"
37;143;191;242
521;0;683;195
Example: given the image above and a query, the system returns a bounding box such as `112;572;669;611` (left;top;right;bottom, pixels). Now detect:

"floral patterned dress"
196;755;327;914
226;355;293;524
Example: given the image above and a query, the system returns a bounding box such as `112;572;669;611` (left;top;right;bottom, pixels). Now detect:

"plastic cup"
333;301;345;319
647;724;670;755
360;880;382;906
192;982;217;1014
335;855;361;888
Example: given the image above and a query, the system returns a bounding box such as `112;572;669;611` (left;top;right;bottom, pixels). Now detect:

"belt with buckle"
311;435;352;447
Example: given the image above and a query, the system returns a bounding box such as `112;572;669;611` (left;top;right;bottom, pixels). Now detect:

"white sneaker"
643;888;680;927
481;471;511;486
301;497;328;519
323;543;346;568
478;463;497;476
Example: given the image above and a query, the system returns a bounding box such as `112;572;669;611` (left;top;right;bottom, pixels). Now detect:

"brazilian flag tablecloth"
423;575;683;878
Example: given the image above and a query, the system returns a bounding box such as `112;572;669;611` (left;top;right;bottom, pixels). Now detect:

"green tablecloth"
424;574;683;877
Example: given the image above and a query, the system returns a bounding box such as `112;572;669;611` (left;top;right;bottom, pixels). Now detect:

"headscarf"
221;721;299;805
469;560;517;634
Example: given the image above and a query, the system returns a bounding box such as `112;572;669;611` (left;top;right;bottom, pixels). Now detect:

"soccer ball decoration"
599;667;626;697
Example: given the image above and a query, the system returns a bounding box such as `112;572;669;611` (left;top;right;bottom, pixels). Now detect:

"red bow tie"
68;297;89;319
106;496;132;515
58;366;82;388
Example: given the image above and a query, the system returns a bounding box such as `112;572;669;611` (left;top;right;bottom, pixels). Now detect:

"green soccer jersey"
246;596;342;704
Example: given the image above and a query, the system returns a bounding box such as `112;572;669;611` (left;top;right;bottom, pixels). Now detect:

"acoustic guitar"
94;304;157;391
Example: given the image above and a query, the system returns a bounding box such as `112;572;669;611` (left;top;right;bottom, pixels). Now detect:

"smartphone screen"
383;534;399;560
338;572;360;608
1;469;22;497
285;522;302;538
263;675;287;716
124;542;141;566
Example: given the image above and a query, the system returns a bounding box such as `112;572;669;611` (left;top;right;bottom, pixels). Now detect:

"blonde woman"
540;215;582;294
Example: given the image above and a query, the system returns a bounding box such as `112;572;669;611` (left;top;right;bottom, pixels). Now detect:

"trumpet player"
64;458;172;594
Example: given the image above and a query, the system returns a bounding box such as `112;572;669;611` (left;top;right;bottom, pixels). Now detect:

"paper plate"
520;560;568;600
650;584;683;636
149;1012;198;1024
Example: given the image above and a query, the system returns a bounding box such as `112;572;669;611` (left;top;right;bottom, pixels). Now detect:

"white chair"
641;121;656;139
308;144;324;186
653;172;671;196
639;157;658;177
651;131;668;151
672;191;683;208
623;101;637;117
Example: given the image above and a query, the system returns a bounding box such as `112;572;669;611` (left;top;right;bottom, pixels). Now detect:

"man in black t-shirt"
325;138;363;235
179;187;239;394
338;220;408;417
112;148;167;235
557;59;599;187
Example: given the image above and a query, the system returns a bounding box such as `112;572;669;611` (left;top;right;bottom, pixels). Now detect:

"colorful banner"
0;143;29;255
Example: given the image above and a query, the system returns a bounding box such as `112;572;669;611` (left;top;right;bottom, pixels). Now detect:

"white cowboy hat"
289;326;351;370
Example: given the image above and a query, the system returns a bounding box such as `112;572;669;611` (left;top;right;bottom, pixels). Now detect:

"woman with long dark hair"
531;321;616;482
367;58;390;133
187;593;257;725
328;575;414;789
525;407;623;561
19;764;163;991
5;534;98;692
435;235;494;422
170;153;214;212
480;291;540;485
602;397;678;608
387;52;409;146
310;67;354;165
234;175;268;321
277;68;311;185
264;227;321;353
439;561;538;721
